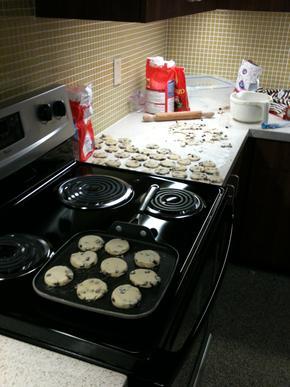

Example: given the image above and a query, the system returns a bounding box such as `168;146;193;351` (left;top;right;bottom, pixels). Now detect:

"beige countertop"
90;110;290;186
0;335;127;387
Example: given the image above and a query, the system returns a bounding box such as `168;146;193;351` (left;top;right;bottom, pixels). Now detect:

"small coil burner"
147;188;204;219
58;175;134;210
0;234;50;280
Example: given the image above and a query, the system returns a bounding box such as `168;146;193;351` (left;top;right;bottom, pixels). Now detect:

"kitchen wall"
167;10;290;89
0;0;167;132
1;2;289;134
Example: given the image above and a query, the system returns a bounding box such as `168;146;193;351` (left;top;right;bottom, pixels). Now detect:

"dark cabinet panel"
35;0;142;22
218;0;290;12
232;138;290;273
144;0;216;22
35;0;216;23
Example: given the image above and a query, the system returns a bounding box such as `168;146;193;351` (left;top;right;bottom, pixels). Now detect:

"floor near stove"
200;263;290;386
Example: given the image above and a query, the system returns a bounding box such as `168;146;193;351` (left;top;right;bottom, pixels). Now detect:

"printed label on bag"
83;131;93;158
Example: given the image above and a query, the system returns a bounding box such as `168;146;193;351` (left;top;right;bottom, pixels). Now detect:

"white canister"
230;91;272;123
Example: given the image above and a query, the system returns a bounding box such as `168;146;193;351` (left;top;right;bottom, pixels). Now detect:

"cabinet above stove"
35;0;289;23
35;0;217;23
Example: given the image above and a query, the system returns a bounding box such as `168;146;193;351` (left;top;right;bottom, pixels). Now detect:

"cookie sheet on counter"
86;111;249;185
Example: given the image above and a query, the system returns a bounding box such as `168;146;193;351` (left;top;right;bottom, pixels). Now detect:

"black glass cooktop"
0;162;222;254
0;153;225;376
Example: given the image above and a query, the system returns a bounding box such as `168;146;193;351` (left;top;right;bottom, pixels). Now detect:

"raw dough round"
189;165;205;173
171;170;187;179
94;137;103;145
92;151;107;158
160;160;176;168
100;134;113;141
150;153;166;161
146;143;159;149
190;172;207;181
139;148;155;156
203;167;220;175
187;154;200;161
90;157;107;165
125;146;139;153
114;151;130;159
154;166;170;175
131;153;148;161
157;148;171;155
78;235;104;252
70;251;98;269
105;159;121;168
125;160;141;168
105;145;119;153
111;284;142;309
118;143;128;149
177;158;191;166
105;238;130;255
100;257;128;278
118;137;132;144
168;153;180;160
199;160;216;168
44;265;74;287
105;138;118;146
143;159;160;169
172;165;187;172
76;278;108;301
129;269;161;288
134;250;160;268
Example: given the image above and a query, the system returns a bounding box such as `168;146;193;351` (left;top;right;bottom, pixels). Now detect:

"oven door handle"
179;220;233;355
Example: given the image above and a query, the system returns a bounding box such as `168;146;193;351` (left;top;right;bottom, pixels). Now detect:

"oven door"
130;185;234;386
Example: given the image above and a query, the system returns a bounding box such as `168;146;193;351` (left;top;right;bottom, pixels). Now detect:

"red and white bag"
145;57;176;114
174;66;190;112
145;57;190;113
67;85;95;162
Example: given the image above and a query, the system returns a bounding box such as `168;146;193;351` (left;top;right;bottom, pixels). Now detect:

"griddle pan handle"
139;184;159;213
108;184;160;242
133;183;159;224
109;221;157;243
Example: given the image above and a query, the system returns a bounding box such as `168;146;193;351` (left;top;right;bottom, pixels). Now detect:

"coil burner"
58;175;134;210
0;234;50;280
147;188;204;219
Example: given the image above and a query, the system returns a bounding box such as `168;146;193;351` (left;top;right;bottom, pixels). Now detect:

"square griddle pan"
33;221;179;319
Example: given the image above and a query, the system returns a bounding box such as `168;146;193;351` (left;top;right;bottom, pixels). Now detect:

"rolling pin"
143;110;214;122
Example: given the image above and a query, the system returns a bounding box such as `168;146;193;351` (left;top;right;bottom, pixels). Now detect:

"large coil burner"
58;175;134;210
0;234;50;280
147;188;204;219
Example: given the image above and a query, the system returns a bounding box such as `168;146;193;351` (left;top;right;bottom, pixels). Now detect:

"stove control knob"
52;100;66;118
37;104;53;123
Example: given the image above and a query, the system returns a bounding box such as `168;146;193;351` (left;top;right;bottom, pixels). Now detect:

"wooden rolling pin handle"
154;111;203;121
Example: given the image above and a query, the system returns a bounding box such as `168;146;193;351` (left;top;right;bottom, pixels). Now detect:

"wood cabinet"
35;0;216;23
218;0;290;12
231;138;290;273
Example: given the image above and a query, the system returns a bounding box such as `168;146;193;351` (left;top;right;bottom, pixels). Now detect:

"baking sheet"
33;229;179;319
87;111;248;185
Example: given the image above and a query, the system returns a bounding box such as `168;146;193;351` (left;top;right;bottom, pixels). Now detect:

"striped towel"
257;88;290;119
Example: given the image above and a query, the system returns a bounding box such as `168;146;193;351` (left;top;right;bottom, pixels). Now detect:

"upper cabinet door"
217;0;290;12
35;0;217;23
144;0;217;22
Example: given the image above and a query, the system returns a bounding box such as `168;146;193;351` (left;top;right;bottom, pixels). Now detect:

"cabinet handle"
186;0;203;2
